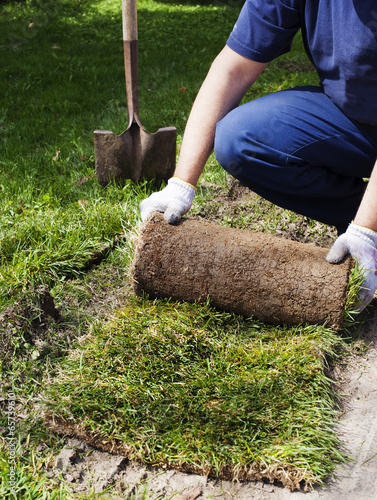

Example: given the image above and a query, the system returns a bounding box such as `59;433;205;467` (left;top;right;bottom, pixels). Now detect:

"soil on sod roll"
131;213;352;329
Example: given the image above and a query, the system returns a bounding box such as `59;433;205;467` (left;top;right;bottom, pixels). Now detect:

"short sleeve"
226;0;301;63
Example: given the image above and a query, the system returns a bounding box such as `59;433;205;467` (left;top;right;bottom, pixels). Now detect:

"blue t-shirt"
227;0;377;126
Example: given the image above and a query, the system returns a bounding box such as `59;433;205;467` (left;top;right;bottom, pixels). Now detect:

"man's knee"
214;114;232;165
214;113;256;177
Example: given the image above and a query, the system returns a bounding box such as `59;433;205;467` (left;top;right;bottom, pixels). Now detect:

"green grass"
0;0;365;497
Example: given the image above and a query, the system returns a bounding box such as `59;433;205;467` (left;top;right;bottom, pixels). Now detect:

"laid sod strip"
44;297;347;491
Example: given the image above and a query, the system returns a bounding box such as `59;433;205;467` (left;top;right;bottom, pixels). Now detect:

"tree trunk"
131;214;352;329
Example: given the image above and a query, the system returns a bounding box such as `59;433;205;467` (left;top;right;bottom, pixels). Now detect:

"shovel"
94;0;177;186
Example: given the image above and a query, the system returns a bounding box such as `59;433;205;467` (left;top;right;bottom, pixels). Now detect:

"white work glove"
140;177;196;224
326;223;377;312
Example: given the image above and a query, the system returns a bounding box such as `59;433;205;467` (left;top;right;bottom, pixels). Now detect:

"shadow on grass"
0;0;311;179
0;0;238;147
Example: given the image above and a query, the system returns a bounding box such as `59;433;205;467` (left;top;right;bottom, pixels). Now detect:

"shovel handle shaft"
124;40;140;126
123;0;137;42
123;0;141;127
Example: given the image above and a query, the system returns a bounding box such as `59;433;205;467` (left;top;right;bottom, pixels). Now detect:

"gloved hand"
140;177;196;224
326;223;377;312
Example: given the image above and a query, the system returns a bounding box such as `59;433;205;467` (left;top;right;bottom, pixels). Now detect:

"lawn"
0;0;363;498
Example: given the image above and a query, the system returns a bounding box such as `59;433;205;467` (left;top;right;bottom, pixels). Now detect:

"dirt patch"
194;178;338;247
0;286;62;369
45;436;278;498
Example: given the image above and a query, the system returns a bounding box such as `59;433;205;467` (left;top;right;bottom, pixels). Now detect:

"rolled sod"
131;214;352;329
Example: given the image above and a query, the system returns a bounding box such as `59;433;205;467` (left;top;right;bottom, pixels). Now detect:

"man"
140;0;377;312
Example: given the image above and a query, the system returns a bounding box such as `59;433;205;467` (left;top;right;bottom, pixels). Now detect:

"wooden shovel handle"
123;0;141;127
123;0;137;42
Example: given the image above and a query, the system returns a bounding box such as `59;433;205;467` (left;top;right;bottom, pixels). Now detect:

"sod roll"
131;214;353;329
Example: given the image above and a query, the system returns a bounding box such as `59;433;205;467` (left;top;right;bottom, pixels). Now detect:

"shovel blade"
94;125;176;186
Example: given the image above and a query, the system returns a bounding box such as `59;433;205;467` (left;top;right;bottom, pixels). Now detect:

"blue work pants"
214;86;377;234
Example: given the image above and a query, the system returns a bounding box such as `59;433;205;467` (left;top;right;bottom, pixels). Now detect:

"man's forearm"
174;46;267;187
354;160;377;231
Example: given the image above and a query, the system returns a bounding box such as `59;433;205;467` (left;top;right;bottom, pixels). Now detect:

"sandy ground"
50;302;377;500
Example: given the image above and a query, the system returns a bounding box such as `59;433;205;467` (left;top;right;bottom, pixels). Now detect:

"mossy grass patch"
45;296;348;491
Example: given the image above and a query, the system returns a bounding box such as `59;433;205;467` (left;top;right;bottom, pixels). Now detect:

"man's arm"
354;161;377;231
327;161;377;311
140;46;267;223
174;46;267;186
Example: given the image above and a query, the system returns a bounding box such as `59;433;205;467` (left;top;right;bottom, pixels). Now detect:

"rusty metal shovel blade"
94;124;176;186
94;0;176;186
